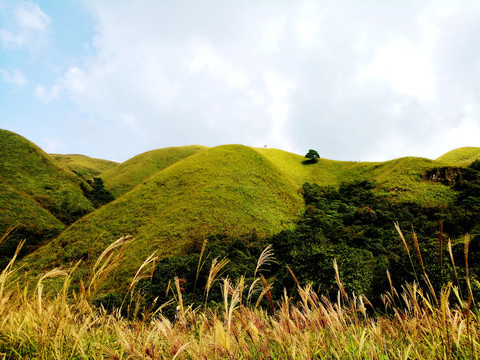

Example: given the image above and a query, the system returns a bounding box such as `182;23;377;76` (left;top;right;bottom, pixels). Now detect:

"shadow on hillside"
301;159;319;165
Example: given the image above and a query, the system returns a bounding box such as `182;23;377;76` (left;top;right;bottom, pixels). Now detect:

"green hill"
436;147;480;164
0;130;94;223
100;145;207;197
0;129;97;266
21;144;457;288
52;154;118;180
22;145;303;283
0;180;64;268
255;149;452;206
9;130;475;295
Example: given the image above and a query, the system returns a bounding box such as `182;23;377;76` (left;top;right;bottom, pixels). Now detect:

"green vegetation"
304;148;320;163
1;232;479;359
436;146;480;164
256;148;453;206
2;129;480;357
22;145;303;290
52;153;118;180
0;182;64;268
0;130;96;267
141;165;480;310
0;130;94;223
100;145;207;197
16;141;477;297
81;177;115;208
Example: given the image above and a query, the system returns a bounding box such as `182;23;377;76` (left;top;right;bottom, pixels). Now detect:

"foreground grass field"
1;232;479;359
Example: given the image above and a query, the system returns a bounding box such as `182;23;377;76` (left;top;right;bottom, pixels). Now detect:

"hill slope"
436;147;480;165
23;145;303;284
52;154;118;180
100;145;207;197
16;139;477;293
0;129;96;266
0;130;94;223
255;149;453;206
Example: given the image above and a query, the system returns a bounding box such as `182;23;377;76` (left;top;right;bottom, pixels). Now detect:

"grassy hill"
255;149;453;206
8;130;478;293
52;154;118;180
0;180;64;268
22;145;303;285
0;129;97;266
436;146;480;164
0;130;94;223
100;145;207;197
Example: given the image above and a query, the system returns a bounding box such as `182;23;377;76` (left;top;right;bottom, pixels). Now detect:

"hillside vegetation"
255;149;453;206
2;128;477;298
436;146;480;164
23;145;303;287
2;130;480;357
100;145;207;197
0;130;94;222
52;154;118;180
2;237;480;359
0;130;96;266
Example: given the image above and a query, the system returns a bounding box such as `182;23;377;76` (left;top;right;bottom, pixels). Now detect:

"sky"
1;0;480;163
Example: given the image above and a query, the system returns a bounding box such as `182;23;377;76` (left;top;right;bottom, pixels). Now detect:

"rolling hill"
0;129;96;267
99;145;207;197
52;154;118;180
436;147;480;165
3;128;477;294
22;145;304;285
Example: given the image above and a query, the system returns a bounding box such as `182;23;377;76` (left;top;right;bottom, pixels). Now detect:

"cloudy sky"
1;0;479;162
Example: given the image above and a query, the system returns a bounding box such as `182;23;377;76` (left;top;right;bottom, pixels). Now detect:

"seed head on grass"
88;235;131;299
254;244;276;278
333;258;348;303
204;257;229;305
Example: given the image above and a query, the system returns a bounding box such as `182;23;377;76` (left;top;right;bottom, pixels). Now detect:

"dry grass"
1;236;479;359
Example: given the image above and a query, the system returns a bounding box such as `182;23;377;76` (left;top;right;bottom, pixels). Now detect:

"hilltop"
52;154;118;180
100;145;207;197
436;146;480;164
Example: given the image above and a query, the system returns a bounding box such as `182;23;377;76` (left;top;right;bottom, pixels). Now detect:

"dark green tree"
81;177;115;208
305;149;320;163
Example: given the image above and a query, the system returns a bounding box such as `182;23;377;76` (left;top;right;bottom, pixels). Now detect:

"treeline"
141;161;480;311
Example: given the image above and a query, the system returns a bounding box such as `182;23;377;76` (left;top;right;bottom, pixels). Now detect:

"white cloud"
294;1;323;48
35;84;60;102
188;39;250;90
34;67;85;102
0;68;27;87
435;104;480;155
358;38;436;101
0;1;50;50
15;0;480;162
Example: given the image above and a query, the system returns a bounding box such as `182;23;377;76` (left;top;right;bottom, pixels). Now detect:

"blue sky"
1;0;480;162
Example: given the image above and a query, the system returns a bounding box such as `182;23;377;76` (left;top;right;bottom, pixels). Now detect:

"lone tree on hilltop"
304;149;320;163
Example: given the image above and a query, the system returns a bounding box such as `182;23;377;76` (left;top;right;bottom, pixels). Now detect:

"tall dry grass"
0;230;479;359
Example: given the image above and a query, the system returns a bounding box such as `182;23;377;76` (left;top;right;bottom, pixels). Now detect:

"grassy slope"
23;145;303;284
100;145;207;197
0;180;64;267
255;148;454;206
19;143;476;290
0;129;94;218
0;129;96;265
51;154;118;180
436;146;480;165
